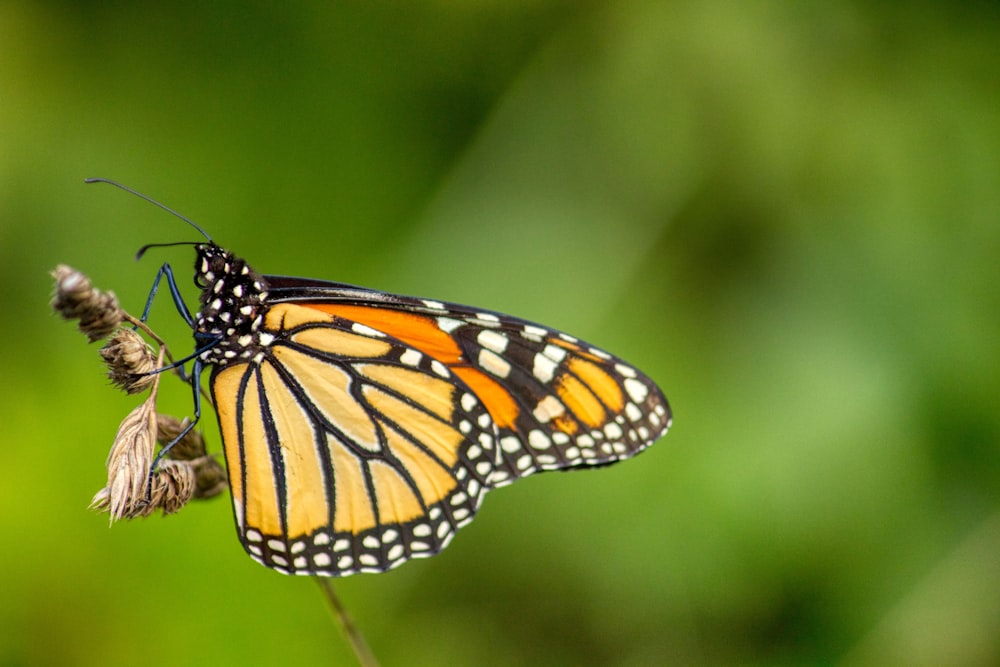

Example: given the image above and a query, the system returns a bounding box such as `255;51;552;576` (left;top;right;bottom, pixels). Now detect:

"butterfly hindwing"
210;301;497;576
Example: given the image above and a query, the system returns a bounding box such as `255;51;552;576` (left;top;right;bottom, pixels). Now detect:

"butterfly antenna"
85;177;213;243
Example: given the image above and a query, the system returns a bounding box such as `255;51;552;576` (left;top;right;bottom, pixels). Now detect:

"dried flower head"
51;265;123;341
91;407;229;521
190;455;228;499
156;415;205;460
156;415;227;499
100;329;159;394
91;395;158;523
145;459;197;516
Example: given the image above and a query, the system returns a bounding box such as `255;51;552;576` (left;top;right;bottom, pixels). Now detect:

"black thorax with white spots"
193;243;270;366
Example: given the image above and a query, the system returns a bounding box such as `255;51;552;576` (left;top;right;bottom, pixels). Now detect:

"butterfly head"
193;243;270;364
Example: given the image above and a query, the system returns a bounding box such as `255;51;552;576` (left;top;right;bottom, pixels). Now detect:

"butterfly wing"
265;276;672;487
190;241;668;577
210;300;498;576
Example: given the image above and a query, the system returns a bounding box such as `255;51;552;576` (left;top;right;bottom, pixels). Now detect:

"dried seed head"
156;415;227;499
144;460;197;516
94;407;228;522
93;395;158;523
190;455;227;499
100;329;158;394
91;460;199;519
89;487;111;513
51;265;123;341
156;415;206;460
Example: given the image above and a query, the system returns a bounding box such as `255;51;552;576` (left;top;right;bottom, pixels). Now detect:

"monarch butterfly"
92;179;671;576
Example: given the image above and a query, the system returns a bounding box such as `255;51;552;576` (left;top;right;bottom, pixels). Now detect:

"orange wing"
298;300;670;487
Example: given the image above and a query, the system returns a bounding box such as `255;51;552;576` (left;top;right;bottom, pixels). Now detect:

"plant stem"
315;577;380;667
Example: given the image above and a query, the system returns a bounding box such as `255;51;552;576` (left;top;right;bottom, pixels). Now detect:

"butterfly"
94;180;671;576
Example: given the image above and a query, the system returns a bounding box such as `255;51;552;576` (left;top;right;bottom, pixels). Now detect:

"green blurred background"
3;1;999;665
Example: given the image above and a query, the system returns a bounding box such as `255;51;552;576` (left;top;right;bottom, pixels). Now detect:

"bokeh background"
3;2;999;665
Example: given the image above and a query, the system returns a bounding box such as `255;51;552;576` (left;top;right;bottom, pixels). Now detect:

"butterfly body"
189;242;670;576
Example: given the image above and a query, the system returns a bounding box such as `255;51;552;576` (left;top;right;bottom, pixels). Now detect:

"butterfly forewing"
448;316;670;486
273;286;671;487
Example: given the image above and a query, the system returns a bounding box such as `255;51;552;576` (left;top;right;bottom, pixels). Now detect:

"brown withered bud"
156;415;227;499
91;409;214;520
156;415;206;460
100;329;158;394
91;460;199;519
51;265;123;341
144;460;197;516
190;455;227;499
90;395;157;523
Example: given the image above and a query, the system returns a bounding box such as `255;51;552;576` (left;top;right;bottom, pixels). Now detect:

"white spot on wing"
615;363;637;378
478;349;511;378
437;317;463;333
500;436;521;453
528;430;551;450
532;395;566;423
624;378;649;403
543;343;568;363
477;329;509;354
352;322;385;337
533;352;558;383
399;349;422;366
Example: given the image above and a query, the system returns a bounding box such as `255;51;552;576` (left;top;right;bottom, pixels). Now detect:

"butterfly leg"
140;262;195;326
136;261;222;378
149;357;205;474
136;265;211;483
